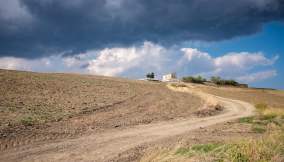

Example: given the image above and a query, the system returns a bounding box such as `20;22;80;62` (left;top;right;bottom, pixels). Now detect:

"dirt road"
0;85;255;162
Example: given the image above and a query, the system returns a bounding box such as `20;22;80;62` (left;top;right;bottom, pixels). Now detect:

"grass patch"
175;148;194;157
240;104;284;130
239;116;254;123
217;132;284;162
175;143;222;157
255;103;268;112
191;143;222;153
20;116;37;126
142;105;284;161
263;108;284;117
167;131;284;162
170;83;187;88
251;125;266;133
260;114;277;121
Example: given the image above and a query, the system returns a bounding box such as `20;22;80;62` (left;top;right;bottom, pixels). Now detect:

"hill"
0;69;202;148
1;69;284;162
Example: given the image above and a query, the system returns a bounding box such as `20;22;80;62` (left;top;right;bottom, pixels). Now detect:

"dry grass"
167;84;219;111
195;84;284;108
170;83;187;88
141;86;284;162
142;123;284;162
262;107;284;118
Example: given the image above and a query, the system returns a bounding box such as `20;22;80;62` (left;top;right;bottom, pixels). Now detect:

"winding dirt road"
0;85;255;162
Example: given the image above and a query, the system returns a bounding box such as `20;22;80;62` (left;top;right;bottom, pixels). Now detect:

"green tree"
210;76;221;83
146;72;155;79
211;76;239;86
182;75;206;84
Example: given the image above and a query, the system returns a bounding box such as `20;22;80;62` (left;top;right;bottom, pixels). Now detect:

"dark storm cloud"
0;0;283;58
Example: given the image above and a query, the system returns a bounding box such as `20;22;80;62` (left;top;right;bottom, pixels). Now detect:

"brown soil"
193;83;284;107
193;104;223;117
0;69;202;151
0;81;255;162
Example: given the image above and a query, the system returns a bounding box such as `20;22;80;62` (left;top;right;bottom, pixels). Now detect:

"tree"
211;76;239;86
182;75;206;84
146;72;155;79
210;76;221;83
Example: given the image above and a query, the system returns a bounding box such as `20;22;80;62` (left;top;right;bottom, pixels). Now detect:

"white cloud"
0;42;279;84
237;70;277;83
87;47;139;76
0;55;69;72
181;48;212;62
87;42;168;76
0;57;32;70
180;48;278;82
179;48;214;74
214;52;277;70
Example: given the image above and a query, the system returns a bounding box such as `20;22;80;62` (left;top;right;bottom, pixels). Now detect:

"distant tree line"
182;76;206;84
182;75;240;86
210;76;240;86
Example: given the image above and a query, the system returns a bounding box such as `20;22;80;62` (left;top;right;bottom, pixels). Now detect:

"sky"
0;0;283;89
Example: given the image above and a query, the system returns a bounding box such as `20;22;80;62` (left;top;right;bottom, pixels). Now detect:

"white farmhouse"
162;73;178;82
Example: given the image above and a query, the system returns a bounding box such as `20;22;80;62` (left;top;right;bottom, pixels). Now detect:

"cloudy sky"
0;0;283;89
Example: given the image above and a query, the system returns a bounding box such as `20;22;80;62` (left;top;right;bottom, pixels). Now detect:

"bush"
182;76;206;84
20;116;36;126
210;76;239;86
260;114;277;121
170;83;187;88
210;76;221;83
239;117;254;123
251;125;266;133
146;72;155;79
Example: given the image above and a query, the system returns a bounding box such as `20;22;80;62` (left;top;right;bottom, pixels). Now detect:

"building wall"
162;73;177;82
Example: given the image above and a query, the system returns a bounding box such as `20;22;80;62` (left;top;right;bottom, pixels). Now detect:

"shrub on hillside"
210;76;221;83
210;76;239;86
171;83;187;88
182;76;206;84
